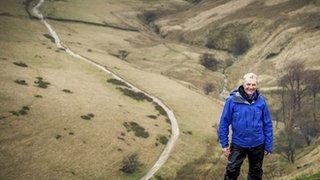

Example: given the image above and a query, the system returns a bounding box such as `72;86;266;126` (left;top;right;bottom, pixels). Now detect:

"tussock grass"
81;113;94;120
107;78;130;88
9;106;30;116
62;89;73;93
14;79;28;85
117;87;152;102
147;115;157;119
43;33;55;43
120;154;142;174
13;62;28;67
123;121;149;138
153;102;167;117
34;94;43;98
199;53;220;71
156;135;169;145
34;77;50;89
183;131;193;135
55;134;62;139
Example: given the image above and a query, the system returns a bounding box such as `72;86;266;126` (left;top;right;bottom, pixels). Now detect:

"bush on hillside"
205;23;251;55
14;79;28;85
62;89;73;93
117;87;153;102
34;77;50;89
13;62;28;68
232;35;250;55
123;121;150;138
107;78;130;88
185;0;202;4
199;53;220;71
118;50;129;60
203;83;214;95
120;154;142;174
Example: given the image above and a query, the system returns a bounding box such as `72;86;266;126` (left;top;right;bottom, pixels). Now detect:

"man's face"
243;82;257;96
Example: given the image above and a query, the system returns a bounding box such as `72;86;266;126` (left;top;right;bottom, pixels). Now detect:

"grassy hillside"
1;0;319;179
0;1;173;179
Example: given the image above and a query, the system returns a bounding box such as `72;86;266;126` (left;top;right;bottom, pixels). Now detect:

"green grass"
123;121;149;138
297;172;320;180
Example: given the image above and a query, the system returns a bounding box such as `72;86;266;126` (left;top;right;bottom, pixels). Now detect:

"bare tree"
277;60;309;163
305;69;320;121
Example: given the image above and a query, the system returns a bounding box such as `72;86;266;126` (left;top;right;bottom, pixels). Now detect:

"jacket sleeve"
218;97;233;148
263;100;273;153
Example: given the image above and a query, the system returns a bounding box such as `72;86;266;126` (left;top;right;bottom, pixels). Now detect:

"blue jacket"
218;88;273;153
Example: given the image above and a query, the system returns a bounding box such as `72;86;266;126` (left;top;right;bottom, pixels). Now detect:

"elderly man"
218;73;273;180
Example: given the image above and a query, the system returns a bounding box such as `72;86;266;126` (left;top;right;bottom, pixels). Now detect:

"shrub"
14;79;28;85
142;12;157;24
203;83;214;95
55;134;62;139
232;34;250;55
120;154;141;174
185;0;202;3
81;113;94;120
9;111;19;116
107;78;130;88
62;89;73;93
9;105;30;116
206;23;250;55
199;53;220;71
157;135;169;145
183;131;193;135
123;121;149;138
117;50;129;60
13;62;28;67
117;87;152;102
153;102;168;117
34;94;43;98
87;113;94;118
165;118;171;124
225;57;234;67
147;115;157;119
43;33;55;43
266;52;278;59
34;77;50;88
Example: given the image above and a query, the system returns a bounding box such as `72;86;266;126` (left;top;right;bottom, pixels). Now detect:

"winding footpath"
32;0;179;179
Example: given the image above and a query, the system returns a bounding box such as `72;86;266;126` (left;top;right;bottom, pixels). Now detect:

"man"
218;73;273;180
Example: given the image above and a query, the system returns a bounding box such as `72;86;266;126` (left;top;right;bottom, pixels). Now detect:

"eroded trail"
32;0;179;179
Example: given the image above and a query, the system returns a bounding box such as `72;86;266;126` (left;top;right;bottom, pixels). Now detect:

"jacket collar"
231;86;260;105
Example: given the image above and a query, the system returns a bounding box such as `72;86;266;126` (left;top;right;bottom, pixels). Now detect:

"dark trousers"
224;143;265;180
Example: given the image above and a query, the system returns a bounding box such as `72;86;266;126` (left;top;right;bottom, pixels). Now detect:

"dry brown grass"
0;1;175;179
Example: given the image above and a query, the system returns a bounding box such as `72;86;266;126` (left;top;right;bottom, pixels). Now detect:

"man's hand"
265;151;271;156
222;147;230;158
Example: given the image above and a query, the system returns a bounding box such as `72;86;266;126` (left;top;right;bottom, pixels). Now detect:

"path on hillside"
32;0;179;179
